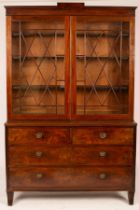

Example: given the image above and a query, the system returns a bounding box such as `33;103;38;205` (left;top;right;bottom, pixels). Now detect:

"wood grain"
8;166;132;190
8;127;70;145
72;127;134;145
8;145;133;166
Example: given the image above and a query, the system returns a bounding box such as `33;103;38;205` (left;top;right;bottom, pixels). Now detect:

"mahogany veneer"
5;3;137;205
9;167;132;190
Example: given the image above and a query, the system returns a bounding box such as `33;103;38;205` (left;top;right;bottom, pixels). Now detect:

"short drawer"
72;127;134;145
8;146;71;166
8;146;133;166
72;146;133;166
9;166;132;190
8;127;70;145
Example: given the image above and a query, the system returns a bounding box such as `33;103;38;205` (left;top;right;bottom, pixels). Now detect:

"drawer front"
8;146;71;166
8;146;133;166
9;167;132;190
8;127;70;145
72;127;134;145
72;146;133;166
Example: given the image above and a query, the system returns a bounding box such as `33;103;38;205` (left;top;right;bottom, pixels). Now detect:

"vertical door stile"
71;16;76;117
7;16;12;119
19;21;22;113
129;16;135;120
65;16;70;118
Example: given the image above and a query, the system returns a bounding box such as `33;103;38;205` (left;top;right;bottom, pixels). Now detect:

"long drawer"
9;166;132;190
8;146;133;166
8;127;70;145
72;127;134;145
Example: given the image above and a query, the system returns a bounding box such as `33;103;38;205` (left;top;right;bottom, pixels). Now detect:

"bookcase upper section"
6;4;136;120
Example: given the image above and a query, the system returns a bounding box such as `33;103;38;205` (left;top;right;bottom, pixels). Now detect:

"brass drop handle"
99;132;107;139
35;132;44;139
36;173;43;179
99;151;107;157
99;173;107;180
35;151;43;158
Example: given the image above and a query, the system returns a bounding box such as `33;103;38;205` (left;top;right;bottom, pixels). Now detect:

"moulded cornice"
0;0;138;7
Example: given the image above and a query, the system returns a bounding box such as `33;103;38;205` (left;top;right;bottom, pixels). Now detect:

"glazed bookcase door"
72;16;133;120
9;16;70;120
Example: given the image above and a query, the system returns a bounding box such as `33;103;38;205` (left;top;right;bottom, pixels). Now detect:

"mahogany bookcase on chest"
5;3;137;205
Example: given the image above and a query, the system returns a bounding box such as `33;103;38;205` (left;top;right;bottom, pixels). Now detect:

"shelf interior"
12;19;130;116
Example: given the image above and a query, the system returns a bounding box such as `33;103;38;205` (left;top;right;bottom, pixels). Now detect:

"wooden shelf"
12;31;129;38
12;31;64;37
77;32;129;38
13;105;65;114
77;85;128;91
76;55;129;61
12;85;65;91
12;55;65;60
12;55;128;61
12;84;128;91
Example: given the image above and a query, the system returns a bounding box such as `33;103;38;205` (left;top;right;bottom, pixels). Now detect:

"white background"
0;0;139;209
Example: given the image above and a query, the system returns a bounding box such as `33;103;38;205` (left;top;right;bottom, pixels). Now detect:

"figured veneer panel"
8;145;133;166
72;127;134;145
8;146;71;166
9;166;132;190
8;127;70;145
71;146;133;165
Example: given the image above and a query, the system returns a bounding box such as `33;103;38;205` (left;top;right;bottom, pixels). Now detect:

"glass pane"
12;18;65;115
76;17;129;115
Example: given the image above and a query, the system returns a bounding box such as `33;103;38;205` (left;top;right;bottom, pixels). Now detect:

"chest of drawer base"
6;124;136;205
